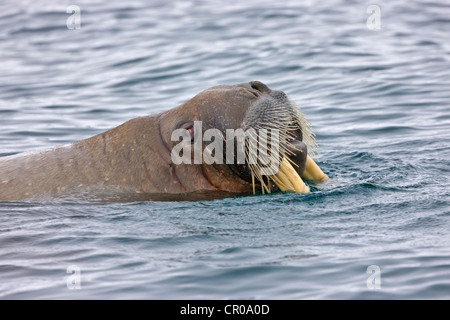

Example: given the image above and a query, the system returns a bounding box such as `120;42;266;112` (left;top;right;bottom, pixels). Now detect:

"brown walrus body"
0;81;327;202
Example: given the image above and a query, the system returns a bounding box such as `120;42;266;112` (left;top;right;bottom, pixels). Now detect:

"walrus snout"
236;81;272;98
287;140;308;176
231;81;327;194
249;81;271;94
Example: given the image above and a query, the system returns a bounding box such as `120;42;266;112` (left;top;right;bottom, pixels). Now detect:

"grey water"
0;0;449;299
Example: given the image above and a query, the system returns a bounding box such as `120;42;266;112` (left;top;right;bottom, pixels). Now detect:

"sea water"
0;0;449;299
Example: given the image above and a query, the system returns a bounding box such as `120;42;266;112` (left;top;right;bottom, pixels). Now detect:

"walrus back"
0;116;166;201
0;146;81;201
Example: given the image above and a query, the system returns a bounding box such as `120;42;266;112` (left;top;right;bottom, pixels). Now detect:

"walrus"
0;81;328;202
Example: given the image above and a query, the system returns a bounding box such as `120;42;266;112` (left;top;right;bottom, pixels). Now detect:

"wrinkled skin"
0;81;308;202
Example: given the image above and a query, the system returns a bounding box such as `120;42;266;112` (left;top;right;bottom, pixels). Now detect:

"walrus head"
159;81;328;196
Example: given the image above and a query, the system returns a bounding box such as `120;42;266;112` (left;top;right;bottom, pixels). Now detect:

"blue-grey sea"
0;0;449;299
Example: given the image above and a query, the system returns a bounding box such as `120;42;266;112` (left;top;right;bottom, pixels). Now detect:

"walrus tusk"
301;155;329;182
270;156;310;193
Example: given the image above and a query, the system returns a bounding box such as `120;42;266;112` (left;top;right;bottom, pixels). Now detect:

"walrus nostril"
249;81;270;93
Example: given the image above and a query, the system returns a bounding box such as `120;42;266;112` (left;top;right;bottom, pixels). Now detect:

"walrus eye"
184;124;194;141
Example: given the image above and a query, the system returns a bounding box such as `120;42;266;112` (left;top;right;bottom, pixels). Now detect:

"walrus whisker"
240;98;322;195
251;171;255;195
289;101;318;159
269;173;288;192
286;155;299;168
